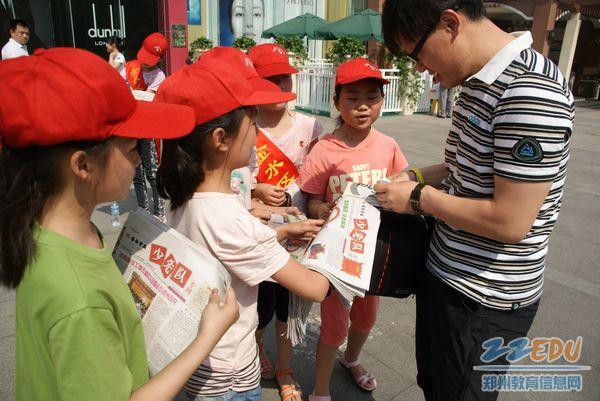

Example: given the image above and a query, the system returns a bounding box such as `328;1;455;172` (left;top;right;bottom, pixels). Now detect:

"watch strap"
409;183;426;213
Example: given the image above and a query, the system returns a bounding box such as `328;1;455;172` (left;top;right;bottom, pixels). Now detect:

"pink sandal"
337;351;377;391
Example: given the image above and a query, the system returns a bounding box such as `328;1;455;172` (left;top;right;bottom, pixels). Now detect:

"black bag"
366;210;435;298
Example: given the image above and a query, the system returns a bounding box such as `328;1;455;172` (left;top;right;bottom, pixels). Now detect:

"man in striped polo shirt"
377;1;574;400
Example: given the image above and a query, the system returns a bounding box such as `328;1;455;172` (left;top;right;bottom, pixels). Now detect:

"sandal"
258;341;275;380
337;351;377;391
276;368;303;401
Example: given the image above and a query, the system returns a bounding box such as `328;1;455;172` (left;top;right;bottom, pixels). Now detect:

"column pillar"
558;11;581;80
531;0;558;57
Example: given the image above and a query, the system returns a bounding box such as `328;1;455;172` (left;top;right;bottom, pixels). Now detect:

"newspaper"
282;182;383;344
112;209;231;376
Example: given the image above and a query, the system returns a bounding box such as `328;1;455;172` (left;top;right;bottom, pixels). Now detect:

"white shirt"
113;52;126;80
1;38;28;60
142;67;166;93
171;193;289;371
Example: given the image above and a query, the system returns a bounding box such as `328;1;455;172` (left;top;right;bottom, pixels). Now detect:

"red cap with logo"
196;46;295;102
0;48;195;148
247;44;299;78
336;57;390;86
155;60;292;125
137;32;167;67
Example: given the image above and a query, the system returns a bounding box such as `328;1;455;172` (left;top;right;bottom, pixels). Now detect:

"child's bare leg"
344;326;376;389
314;340;338;396
275;320;301;400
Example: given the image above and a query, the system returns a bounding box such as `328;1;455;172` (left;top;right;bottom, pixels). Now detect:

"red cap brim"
112;100;196;140
243;90;297;106
255;63;299;78
137;48;161;67
337;74;390;86
247;76;296;104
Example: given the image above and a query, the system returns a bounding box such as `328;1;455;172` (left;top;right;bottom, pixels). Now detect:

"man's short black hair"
9;19;29;31
382;0;486;55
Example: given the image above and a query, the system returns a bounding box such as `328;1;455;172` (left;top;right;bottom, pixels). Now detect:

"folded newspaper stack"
112;210;231;376
284;182;383;344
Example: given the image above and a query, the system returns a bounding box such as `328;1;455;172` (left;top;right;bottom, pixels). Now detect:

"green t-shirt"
15;226;149;401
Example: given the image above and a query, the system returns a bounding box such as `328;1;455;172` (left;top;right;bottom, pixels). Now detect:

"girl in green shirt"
0;47;239;401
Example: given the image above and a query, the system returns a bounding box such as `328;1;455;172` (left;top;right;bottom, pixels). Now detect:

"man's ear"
69;150;94;182
440;9;461;41
209;127;230;152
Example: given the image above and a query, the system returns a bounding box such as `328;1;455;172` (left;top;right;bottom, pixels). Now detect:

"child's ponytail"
0;141;110;288
157;107;248;211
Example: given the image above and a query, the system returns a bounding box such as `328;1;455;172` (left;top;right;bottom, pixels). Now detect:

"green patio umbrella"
314;9;383;42
262;13;329;39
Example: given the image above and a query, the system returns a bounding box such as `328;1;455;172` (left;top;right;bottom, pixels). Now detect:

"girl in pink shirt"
155;60;331;401
299;58;408;401
248;44;324;401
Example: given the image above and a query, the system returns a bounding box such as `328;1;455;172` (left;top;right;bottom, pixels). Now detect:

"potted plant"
275;35;308;67
327;36;365;66
395;55;423;115
189;36;213;63
232;36;257;52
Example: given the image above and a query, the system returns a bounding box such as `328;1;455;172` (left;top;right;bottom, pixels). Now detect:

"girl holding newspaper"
154;59;330;401
299;58;409;400
0;48;239;401
247;43;324;401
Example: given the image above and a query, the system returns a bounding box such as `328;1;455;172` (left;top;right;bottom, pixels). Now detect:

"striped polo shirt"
427;31;574;310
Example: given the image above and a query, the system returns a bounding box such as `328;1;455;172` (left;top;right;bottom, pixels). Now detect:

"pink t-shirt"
299;128;408;203
171;193;290;373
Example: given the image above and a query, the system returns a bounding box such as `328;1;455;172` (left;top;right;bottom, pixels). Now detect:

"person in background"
130;32;168;222
437;83;456;118
106;35;127;81
1;18;28;60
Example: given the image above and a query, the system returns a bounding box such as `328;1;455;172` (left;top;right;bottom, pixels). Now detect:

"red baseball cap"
336;57;390;86
196;46;295;102
247;44;299;78
155;61;294;125
0;47;195;148
137;32;167;67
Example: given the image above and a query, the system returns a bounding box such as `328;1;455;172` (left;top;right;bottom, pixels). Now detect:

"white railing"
295;64;433;116
295;65;335;115
380;69;402;114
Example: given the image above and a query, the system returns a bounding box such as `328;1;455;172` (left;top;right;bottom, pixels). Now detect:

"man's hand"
374;181;418;214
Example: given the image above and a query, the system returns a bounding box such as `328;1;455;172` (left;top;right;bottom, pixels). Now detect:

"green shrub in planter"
189;36;213;53
327;36;365;65
233;36;257;51
275;36;308;66
396;55;423;110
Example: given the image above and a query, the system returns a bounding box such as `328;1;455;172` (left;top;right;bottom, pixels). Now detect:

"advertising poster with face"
219;0;325;53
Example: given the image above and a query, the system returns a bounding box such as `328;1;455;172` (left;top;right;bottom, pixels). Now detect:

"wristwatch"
409;183;426;213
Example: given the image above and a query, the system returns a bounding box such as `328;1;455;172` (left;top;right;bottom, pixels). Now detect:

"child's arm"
272;259;330;302
130;289;239;401
307;193;333;220
273;218;322;242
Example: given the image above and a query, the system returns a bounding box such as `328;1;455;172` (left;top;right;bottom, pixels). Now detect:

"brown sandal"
276;368;303;401
258;341;275;380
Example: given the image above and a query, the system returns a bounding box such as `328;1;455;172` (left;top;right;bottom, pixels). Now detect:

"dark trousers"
416;268;539;401
257;281;289;330
133;139;164;218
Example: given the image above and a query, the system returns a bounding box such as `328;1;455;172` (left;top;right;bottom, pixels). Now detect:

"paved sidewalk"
1;105;599;401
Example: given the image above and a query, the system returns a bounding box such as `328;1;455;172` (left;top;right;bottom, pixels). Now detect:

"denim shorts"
174;386;262;401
